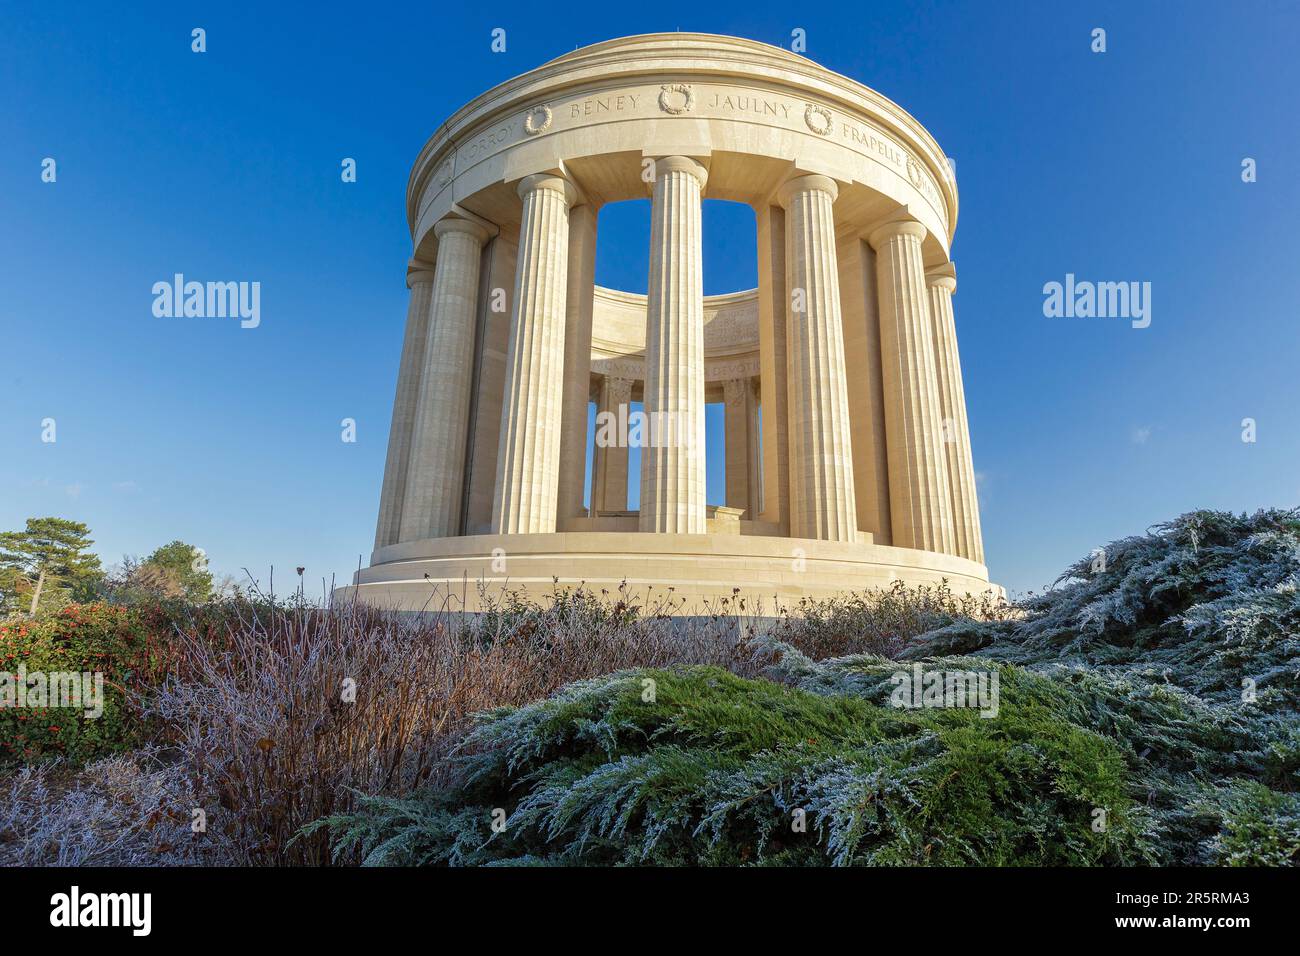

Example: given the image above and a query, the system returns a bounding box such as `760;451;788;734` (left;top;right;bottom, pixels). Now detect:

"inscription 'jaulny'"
704;92;792;117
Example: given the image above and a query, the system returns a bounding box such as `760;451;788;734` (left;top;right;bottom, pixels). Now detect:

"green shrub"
0;603;162;765
312;663;1152;866
1196;782;1300;866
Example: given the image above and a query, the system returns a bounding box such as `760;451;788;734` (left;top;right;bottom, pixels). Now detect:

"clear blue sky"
3;1;1297;598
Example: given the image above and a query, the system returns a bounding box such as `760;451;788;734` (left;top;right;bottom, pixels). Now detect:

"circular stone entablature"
406;34;957;273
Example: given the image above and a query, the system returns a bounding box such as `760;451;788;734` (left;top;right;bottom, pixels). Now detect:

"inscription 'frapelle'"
838;121;905;166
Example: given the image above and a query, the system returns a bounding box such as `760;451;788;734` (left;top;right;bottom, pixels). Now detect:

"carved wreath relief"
803;103;833;136
657;83;694;114
523;104;553;135
906;155;926;189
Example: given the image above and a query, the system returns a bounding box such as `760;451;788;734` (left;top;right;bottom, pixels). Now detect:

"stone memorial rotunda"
344;33;999;612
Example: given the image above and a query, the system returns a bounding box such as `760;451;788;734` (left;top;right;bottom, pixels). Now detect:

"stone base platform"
339;531;1002;614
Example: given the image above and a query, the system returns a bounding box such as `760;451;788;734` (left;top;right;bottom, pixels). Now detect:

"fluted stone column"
869;219;956;555
373;260;437;549
491;174;578;535
640;156;707;534
927;263;984;564
756;205;790;533
724;377;761;518
557;203;598;523
779;175;858;542
397;219;490;542
836;235;892;545
592;375;632;513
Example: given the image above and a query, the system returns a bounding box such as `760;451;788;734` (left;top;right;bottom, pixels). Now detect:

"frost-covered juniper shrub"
906;509;1300;704
314;509;1300;867
312;663;1150;866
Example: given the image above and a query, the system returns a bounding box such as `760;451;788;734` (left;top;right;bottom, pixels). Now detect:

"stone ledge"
347;531;1001;614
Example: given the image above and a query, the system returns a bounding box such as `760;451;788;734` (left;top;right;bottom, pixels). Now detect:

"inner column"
724;377;761;518
556;203;598;525
639;156;708;534
593;375;632;513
